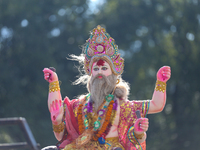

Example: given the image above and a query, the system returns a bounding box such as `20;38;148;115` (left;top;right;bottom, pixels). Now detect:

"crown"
84;25;124;75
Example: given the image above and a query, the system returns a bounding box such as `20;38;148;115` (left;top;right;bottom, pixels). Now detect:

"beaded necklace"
77;94;118;145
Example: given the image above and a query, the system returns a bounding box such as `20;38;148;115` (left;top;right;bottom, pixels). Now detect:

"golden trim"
49;81;60;93
62;137;124;150
155;80;166;93
52;122;65;133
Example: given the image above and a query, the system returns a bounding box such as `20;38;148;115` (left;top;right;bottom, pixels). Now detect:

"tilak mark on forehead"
96;59;105;66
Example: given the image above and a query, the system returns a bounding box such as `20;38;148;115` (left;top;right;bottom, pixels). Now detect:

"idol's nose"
98;68;102;74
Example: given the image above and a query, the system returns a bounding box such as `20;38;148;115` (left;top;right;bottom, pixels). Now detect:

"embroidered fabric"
60;97;150;150
62;137;124;150
118;100;150;150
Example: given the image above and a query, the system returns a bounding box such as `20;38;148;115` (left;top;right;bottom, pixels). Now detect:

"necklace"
77;94;118;146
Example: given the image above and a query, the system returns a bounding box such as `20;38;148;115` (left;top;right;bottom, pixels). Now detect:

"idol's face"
92;59;112;78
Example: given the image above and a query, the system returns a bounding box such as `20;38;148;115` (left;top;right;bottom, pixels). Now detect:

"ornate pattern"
49;81;60;93
84;25;124;75
73;99;83;117
76;94;117;145
69;98;150;149
52;122;65;133
155;80;166;93
62;137;124;150
118;100;150;150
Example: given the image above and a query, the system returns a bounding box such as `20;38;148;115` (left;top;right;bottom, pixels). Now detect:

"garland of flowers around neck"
77;94;118;144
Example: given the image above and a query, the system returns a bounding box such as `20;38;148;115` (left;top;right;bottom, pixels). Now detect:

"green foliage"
0;0;200;149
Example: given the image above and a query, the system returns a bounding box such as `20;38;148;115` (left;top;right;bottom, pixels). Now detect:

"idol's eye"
93;67;99;71
102;67;108;71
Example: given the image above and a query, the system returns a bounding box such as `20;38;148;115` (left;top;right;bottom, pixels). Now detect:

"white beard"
89;74;117;110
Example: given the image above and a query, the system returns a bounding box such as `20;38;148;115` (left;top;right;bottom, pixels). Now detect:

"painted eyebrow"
93;65;99;68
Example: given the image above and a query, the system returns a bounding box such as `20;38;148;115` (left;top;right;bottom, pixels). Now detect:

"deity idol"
42;25;171;150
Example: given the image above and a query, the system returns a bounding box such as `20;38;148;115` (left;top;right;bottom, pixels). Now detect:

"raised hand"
43;68;58;83
134;118;149;135
157;66;171;83
50;99;64;124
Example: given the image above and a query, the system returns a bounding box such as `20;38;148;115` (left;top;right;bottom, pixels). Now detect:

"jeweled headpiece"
84;25;124;75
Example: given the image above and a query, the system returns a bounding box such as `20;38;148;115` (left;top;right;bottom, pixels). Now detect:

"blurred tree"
0;0;93;147
1;0;200;149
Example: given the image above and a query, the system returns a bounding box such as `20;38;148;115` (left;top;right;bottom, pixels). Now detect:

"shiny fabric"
59;98;150;150
62;137;124;150
118;100;150;150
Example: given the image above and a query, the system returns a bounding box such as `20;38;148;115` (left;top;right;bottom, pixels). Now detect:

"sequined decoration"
118;100;150;149
155;80;166;93
84;25;124;75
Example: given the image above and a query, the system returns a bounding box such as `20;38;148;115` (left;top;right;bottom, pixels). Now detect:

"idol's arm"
148;66;171;114
43;68;64;141
134;118;149;143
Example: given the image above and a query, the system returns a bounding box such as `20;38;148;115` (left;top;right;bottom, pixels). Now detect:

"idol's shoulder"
119;99;146;108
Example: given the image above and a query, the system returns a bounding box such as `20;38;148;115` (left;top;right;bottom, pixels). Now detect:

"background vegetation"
0;0;200;149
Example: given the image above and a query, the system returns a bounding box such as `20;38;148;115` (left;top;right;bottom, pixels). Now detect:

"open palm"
50;99;64;123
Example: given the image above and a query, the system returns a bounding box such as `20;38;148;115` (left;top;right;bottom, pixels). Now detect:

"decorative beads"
155;80;166;93
92;99;114;141
98;109;105;116
86;94;90;101
52;122;65;133
49;81;60;93
83;107;88;114
98;137;105;144
78;94;118;144
84;119;89;127
96;36;103;43
84;25;124;76
94;121;101;130
106;94;114;102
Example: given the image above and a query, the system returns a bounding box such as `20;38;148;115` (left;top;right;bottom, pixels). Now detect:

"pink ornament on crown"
84;25;124;75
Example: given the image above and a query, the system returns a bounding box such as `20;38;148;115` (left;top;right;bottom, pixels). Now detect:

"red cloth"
58;98;79;148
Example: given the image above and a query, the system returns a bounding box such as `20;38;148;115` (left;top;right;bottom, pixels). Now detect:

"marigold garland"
92;100;114;141
104;106;117;135
77;94;118;144
78;103;84;134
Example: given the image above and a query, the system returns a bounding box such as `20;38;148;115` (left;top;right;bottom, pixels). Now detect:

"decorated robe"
58;96;150;150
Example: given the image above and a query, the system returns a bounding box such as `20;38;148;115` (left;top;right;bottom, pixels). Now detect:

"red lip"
98;76;102;79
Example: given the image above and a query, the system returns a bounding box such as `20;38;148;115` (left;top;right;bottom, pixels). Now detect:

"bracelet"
134;132;144;139
52;122;65;133
155;80;166;93
49;81;60;93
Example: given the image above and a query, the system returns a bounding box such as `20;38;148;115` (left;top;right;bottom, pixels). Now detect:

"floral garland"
93;99;114;141
77;94;118;144
104;100;117;135
77;103;84;134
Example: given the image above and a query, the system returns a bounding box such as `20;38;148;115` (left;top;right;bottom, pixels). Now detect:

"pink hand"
50;99;64;123
157;66;171;83
43;68;58;83
134;118;149;134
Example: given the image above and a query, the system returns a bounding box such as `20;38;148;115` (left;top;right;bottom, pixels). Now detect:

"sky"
88;0;106;14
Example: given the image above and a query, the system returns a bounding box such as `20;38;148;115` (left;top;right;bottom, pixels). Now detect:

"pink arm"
43;68;64;141
148;66;171;114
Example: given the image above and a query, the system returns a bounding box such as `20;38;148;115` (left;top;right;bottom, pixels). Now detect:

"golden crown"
84;25;124;75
